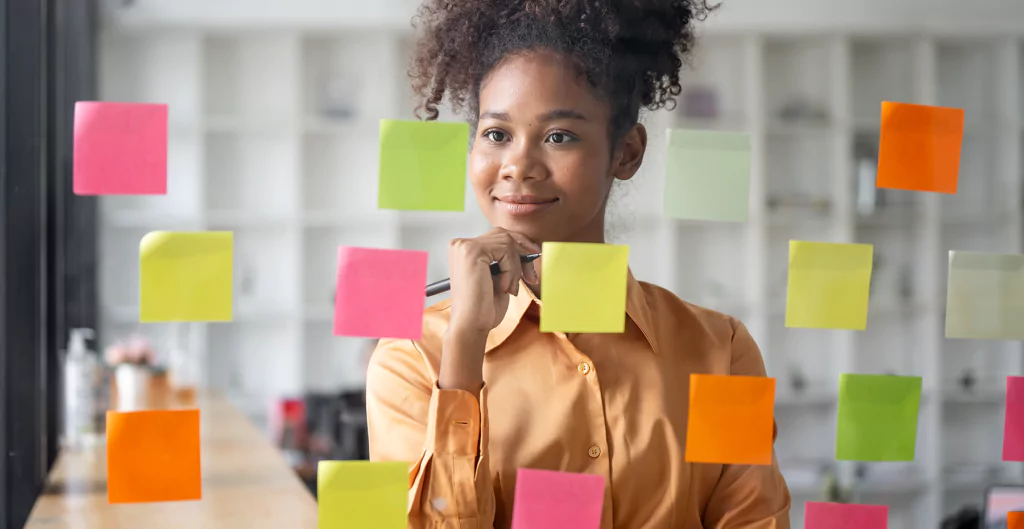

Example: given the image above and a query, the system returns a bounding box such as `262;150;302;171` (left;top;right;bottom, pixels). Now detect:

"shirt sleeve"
365;338;496;529
703;319;793;529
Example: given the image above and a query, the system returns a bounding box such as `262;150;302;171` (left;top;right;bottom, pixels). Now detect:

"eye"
483;129;508;143
546;131;577;144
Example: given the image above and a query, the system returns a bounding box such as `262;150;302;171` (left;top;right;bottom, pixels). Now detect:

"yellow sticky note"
140;231;233;322
318;460;407;529
786;240;873;330
540;242;629;333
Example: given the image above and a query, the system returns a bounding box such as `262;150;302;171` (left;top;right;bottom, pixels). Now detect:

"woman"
366;0;791;527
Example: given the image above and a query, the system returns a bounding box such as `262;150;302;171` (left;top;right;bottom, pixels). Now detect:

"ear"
611;123;647;182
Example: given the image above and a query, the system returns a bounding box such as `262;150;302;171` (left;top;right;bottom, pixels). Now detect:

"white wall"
104;0;1024;32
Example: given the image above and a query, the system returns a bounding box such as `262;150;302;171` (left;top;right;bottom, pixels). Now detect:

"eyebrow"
478;109;589;123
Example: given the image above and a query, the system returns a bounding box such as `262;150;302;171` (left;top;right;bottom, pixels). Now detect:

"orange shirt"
366;271;792;528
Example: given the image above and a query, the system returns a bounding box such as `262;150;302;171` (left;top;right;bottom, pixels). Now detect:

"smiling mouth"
494;195;558;217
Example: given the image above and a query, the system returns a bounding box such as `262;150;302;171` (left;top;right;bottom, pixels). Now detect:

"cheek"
557;151;612;203
468;149;501;194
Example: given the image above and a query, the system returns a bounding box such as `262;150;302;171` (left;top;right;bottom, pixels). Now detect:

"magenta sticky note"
73;101;168;195
511;468;605;529
1004;376;1024;461
334;247;428;340
805;502;887;529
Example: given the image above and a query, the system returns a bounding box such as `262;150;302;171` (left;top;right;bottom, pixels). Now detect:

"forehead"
478;50;608;117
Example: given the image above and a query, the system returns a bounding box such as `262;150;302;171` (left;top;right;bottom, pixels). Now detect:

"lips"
494;194;558;217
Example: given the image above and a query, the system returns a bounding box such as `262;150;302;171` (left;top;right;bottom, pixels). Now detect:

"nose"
499;140;547;182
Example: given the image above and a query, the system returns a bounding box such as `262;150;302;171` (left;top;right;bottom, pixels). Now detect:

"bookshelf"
97;24;1024;529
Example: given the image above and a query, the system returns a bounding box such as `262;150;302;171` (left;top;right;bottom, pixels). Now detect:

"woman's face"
469;49;646;244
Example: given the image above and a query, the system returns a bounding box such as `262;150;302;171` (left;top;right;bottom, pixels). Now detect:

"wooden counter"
25;390;318;529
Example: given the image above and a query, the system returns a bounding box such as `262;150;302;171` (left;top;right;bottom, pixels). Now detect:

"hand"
446;228;541;336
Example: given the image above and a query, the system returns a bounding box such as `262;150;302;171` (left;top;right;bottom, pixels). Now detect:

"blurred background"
3;0;1024;528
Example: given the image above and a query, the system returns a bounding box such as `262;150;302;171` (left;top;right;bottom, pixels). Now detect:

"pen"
425;253;541;297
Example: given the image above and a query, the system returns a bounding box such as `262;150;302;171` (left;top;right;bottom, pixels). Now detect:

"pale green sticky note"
378;119;469;211
785;240;873;330
318;460;407;529
140;231;233;322
945;250;1024;340
540;242;629;333
836;374;922;461
663;129;751;222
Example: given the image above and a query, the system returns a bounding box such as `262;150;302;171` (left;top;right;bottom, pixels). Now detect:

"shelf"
204;131;299;215
203;34;300;121
301;322;372;392
849;38;915;125
301;128;380;215
302;224;399;309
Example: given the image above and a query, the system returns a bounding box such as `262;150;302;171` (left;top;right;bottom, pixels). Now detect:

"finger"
522;260;538;284
495;248;523;296
504;231;542;254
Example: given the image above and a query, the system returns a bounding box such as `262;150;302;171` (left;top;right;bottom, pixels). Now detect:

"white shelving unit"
98;23;1023;528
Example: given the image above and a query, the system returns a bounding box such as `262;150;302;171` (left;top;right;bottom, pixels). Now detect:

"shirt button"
588;445;601;458
578;362;591;375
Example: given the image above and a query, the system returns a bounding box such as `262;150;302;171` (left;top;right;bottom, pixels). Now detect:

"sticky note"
140;231;233;322
511;468;605;529
1009;512;1024;529
945;251;1024;340
1003;377;1024;461
786;240;873;330
318;460;406;529
805;502;888;529
663;129;751;222
836;374;922;461
876;101;964;193
73;101;168;195
378;119;469;211
540;242;629;333
106;409;201;503
335;247;428;340
685;374;775;465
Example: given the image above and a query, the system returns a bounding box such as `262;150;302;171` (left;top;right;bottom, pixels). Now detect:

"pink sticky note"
805;502;887;529
511;468;605;529
73;101;168;195
334;247;428;340
1004;376;1024;461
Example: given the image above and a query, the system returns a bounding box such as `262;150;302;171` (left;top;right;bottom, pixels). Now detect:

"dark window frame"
1;0;97;527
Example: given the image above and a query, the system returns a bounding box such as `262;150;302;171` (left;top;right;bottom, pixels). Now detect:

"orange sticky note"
1010;512;1024;529
685;374;775;465
107;409;202;503
876;101;964;194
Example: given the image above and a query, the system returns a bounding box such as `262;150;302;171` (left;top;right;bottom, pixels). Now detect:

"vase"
115;364;151;411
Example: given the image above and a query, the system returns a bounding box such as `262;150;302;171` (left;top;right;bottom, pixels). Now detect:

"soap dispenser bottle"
63;328;98;449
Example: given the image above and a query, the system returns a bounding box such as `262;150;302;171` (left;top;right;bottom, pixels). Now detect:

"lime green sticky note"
378;119;469;211
663;129;751;222
140;231;233;322
945;251;1024;340
540;242;629;333
836;374;922;461
317;460;407;529
785;240;873;330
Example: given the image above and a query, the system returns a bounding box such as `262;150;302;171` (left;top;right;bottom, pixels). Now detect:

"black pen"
425;253;541;297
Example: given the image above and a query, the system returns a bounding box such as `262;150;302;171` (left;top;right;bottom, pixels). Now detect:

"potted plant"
104;336;155;411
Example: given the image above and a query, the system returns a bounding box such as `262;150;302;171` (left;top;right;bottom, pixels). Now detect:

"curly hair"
408;0;718;142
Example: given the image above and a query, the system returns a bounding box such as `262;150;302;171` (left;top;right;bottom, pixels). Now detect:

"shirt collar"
484;268;659;354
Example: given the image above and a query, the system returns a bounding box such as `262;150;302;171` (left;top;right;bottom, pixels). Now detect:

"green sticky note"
945;251;1024;340
378;119;469;211
663;129;751;222
540;242;629;333
836;374;922;461
785;240;873;330
318;460;407;529
139;231;233;322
